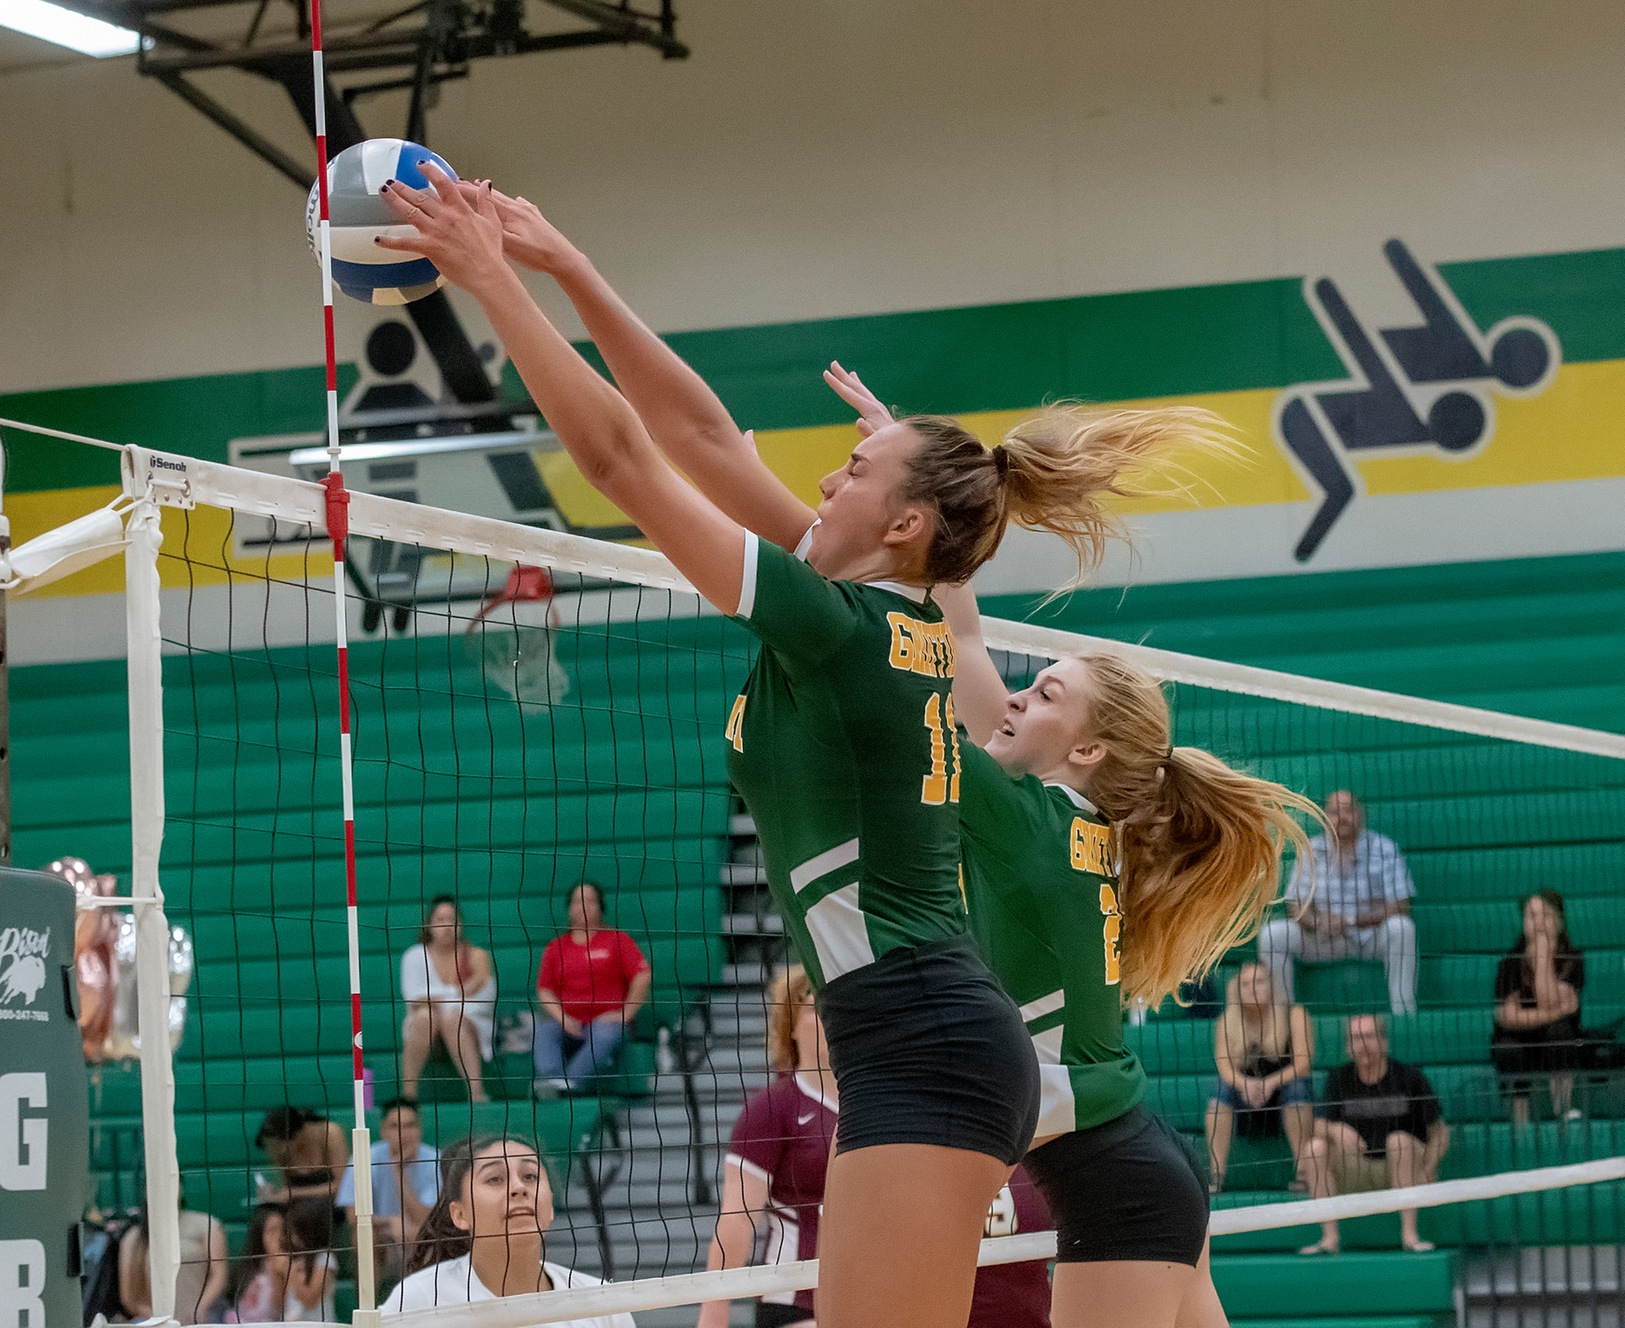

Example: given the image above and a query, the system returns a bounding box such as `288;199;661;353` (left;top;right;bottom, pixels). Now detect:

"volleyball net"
8;431;1625;1326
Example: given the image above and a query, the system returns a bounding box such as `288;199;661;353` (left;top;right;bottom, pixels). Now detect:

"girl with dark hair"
1493;889;1586;1124
401;894;496;1101
253;1105;349;1203
377;168;1227;1328
281;1196;338;1322
383;1135;632;1326
224;1203;287;1323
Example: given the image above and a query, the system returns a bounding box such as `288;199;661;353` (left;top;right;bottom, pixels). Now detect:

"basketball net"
467;564;571;703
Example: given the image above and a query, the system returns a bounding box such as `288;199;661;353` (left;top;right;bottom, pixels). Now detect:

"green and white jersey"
959;740;1146;1135
725;532;968;989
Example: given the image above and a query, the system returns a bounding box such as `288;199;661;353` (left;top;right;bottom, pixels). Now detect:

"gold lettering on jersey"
1069;818;1110;875
724;694;747;753
887;611;957;679
1099;883;1122;986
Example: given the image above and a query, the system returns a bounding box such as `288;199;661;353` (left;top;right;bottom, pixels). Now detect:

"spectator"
118;1196;228;1325
253;1105;350;1204
698;965;1050;1328
381;1134;633;1327
337;1097;442;1290
1300;1014;1449;1255
400;895;497;1103
1492;889;1585;1125
281;1196;339;1322
225;1203;288;1324
1257;790;1418;1015
533;882;651;1094
1205;962;1316;1194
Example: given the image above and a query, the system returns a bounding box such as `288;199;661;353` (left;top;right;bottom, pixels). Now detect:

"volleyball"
304;138;458;305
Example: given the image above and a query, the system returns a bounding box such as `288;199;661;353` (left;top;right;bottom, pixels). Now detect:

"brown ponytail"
1075;653;1325;1009
899;404;1234;587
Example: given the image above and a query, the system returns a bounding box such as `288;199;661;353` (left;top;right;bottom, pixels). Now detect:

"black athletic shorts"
756;1303;813;1328
817;935;1040;1164
1024;1105;1209;1266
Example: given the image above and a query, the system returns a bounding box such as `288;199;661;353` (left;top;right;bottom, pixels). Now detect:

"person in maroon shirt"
699;965;1051;1328
533;882;651;1093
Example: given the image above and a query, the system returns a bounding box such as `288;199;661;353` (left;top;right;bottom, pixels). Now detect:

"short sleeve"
1493;955;1522;1002
537;939;561;994
335;1163;356;1208
1378;835;1416;902
1409;1065;1443;1130
735;532;860;663
1318;1066;1346;1122
958;740;1041;851
400;946;429;1002
1286;838;1321;905
617;932;650;977
727;1085;789;1181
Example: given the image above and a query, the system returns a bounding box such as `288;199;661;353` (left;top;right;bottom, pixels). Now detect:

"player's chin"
983;729;1020;771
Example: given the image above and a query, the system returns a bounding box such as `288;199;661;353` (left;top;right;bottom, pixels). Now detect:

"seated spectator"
282;1196;339;1322
1205;962;1315;1193
1300;1014;1449;1255
337;1097;442;1291
533;882;651;1094
699;965;1051;1328
225;1203;288;1324
118;1195;228;1325
254;1105;350;1204
1492;889;1585;1125
1258;790;1418;1015
381;1134;633;1327
401;895;497;1102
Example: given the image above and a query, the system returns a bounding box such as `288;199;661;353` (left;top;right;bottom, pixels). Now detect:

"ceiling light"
0;0;140;57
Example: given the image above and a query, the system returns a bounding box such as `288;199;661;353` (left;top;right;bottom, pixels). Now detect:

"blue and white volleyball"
305;139;458;305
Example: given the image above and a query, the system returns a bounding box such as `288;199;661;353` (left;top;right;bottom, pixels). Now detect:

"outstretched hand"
375;162;511;297
823;361;895;438
459;182;583;277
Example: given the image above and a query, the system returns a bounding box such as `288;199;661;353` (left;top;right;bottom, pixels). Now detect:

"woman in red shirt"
534;882;651;1093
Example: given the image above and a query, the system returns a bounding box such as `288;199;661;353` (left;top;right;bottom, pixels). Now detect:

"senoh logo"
0;929;49;1008
148;454;188;474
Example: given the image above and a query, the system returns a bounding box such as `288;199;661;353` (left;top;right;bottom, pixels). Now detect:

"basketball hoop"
467;565;571;704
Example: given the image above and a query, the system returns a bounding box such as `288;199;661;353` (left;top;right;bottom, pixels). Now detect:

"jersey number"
921;693;961;806
724;695;747;753
1100;883;1121;986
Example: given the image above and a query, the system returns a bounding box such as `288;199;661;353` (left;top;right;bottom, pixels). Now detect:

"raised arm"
473;186;815;550
933;581;1010;746
378;169;748;615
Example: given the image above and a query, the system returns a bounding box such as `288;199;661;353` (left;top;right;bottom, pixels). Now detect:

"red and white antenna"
308;5;380;1319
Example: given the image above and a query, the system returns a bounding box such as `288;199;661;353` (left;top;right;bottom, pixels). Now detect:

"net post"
125;494;183;1321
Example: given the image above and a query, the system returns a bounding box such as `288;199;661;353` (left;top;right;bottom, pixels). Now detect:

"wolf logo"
0;954;47;1006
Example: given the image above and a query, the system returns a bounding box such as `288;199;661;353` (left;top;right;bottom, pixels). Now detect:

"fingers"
373;230;428;256
418;160;470;213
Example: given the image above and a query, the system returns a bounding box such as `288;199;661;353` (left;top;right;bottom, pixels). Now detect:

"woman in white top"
382;1135;633;1328
400;894;497;1102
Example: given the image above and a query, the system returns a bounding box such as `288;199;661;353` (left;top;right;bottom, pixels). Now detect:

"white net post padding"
124;491;185;1322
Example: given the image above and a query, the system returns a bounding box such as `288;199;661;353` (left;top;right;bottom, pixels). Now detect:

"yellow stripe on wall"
12;358;1624;597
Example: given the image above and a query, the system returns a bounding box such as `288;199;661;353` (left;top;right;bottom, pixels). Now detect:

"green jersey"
959;739;1145;1134
725;533;968;989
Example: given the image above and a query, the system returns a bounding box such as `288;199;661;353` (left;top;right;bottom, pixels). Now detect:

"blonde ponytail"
899;404;1234;587
1001;404;1236;587
1075;653;1325;1009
